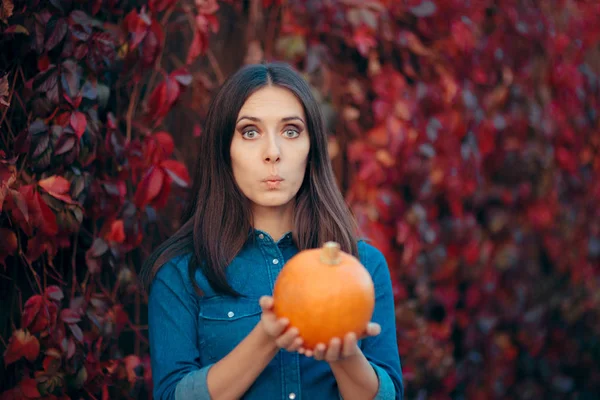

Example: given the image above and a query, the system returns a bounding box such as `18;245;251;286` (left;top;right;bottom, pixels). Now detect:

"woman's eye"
283;128;300;138
242;130;259;139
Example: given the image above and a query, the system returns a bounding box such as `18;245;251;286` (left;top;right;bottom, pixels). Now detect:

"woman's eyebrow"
236;116;306;124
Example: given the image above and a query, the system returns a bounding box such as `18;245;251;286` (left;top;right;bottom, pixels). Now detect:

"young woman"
142;62;403;400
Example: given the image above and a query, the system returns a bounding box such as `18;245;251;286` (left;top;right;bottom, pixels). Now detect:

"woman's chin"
251;192;295;208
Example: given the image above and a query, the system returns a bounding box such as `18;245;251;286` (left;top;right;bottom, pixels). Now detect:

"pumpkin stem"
321;241;341;264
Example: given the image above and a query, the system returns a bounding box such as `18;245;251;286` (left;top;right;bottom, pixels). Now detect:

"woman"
142;62;403;400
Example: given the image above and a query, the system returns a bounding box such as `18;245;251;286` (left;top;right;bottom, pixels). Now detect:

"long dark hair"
140;62;358;297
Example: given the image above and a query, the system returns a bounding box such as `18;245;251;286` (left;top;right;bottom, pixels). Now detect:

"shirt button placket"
262;240;299;400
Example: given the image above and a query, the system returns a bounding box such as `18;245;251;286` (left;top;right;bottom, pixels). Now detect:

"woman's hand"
258;295;304;353
299;323;381;363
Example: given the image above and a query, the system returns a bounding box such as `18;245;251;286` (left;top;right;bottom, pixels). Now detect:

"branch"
207;49;225;85
126;82;140;144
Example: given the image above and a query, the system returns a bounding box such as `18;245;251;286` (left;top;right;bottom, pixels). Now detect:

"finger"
274;318;290;336
303;349;314;358
342;332;358;358
313;343;327;361
366;322;381;337
285;337;304;353
324;338;342;362
262;316;289;337
298;347;306;355
259;296;274;311
275;326;299;348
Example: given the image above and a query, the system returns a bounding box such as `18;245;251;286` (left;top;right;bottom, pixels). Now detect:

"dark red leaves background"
2;0;600;398
270;1;600;398
0;0;204;397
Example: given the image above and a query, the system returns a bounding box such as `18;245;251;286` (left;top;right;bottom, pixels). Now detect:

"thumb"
365;322;381;337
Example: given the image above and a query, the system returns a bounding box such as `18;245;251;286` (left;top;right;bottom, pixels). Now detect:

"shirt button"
258;234;264;239
272;259;279;264
227;311;235;318
288;394;296;400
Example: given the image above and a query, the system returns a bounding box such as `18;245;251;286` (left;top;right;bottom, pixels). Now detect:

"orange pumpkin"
272;241;375;350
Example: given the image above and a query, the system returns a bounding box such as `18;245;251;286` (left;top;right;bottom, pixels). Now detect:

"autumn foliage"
2;0;600;398
0;0;207;397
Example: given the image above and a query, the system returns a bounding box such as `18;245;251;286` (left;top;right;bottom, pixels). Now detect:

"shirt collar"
248;228;294;247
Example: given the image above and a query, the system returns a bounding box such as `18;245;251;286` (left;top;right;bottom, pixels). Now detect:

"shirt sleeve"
148;258;214;400
360;245;404;400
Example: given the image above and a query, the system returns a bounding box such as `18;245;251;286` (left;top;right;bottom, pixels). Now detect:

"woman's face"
230;86;310;212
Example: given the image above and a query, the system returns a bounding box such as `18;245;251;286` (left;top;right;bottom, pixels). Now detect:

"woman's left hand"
298;322;381;362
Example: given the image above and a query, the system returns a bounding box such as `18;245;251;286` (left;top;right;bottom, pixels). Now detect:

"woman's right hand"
259;295;304;352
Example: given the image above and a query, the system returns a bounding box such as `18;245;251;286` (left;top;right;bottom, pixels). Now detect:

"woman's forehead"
237;86;305;120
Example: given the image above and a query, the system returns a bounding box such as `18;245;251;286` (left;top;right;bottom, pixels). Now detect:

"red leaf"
70;111;87;139
25;234;55;264
85;238;108;274
477;121;496;157
38;175;70;195
556;146;577;174
4;329;40;365
39;175;74;204
22;295;43;330
8;188;28;220
263;0;282;6
134;166;166;208
124;355;142;384
152;175;172;209
110;304;130;335
69;323;83;343
195;13;220;34
105;219;126;244
0;228;18;268
3;25;29;35
170;67;192;86
67;337;76;359
45;285;64;302
149;0;177;12
42;349;61;373
36;192;59;235
466;284;482;309
74;43;89;60
38;55;51;72
45;18;68;51
145;76;180;122
20;378;41;398
140;20;164;67
150;131;175;161
409;1;437;17
193;124;202;137
123;9;151;50
88;237;109;258
186;29;208;65
60;308;81;324
6;186;34;235
160;160;190;187
54;134;76;156
352;26;377;57
463;240;480;265
165;76;180;105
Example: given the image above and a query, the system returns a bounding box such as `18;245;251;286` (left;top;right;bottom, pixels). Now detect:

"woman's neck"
251;203;294;242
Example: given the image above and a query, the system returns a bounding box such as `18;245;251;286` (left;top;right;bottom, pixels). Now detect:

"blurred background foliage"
1;0;600;398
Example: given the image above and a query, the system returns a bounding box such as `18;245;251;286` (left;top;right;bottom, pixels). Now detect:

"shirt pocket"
198;296;263;363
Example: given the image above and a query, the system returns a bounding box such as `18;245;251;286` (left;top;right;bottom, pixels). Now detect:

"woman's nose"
264;135;281;163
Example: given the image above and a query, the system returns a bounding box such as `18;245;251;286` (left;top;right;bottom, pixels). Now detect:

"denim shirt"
148;230;404;400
